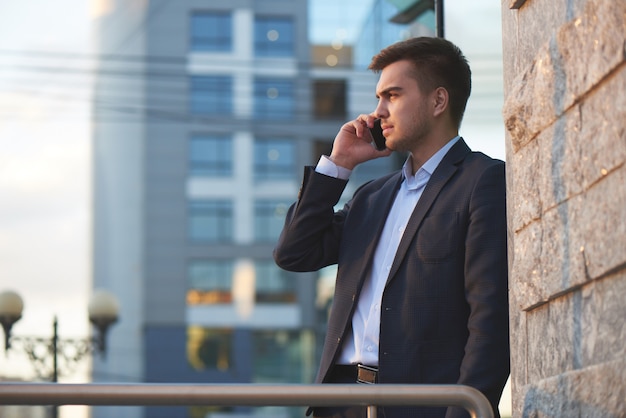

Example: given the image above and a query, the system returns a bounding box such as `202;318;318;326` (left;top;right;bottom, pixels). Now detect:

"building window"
254;16;294;57
255;260;296;303
254;138;295;180
189;134;233;176
188;200;233;242
254;200;290;243
190;11;232;52
187;327;233;371
187;259;234;305
352;157;394;186
252;330;314;383
190;75;233;115
313;79;347;120
187;258;296;305
254;78;294;120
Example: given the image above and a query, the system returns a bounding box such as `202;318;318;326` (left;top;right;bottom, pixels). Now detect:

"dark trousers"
311;367;452;418
311;366;381;418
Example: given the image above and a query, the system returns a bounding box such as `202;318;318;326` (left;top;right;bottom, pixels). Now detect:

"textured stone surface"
580;275;626;365
501;0;589;86
508;106;581;233
573;167;626;281
503;39;561;151
577;69;626;193
503;1;626;416
511;274;626;417
507;40;626;311
517;358;626;418
525;274;626;382
557;1;626;108
511;165;626;309
509;68;626;230
502;0;626;152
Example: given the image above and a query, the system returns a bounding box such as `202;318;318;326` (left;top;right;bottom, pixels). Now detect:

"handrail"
0;383;494;418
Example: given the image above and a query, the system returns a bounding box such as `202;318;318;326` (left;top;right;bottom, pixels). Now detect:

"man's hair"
369;37;472;129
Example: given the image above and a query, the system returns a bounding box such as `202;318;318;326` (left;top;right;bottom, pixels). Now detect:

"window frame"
189;134;233;177
253;199;291;243
254;16;295;58
253;77;295;120
253;137;296;181
190;75;233;116
190;11;233;52
187;200;233;243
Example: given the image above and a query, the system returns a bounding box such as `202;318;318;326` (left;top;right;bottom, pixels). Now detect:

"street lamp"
0;290;23;354
0;289;119;417
0;289;119;377
87;289;120;356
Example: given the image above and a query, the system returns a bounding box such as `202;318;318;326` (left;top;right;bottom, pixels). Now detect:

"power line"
102;0;173;57
0;60;501;100
0;48;503;71
0;49;187;65
0;46;503;61
0;77;504;128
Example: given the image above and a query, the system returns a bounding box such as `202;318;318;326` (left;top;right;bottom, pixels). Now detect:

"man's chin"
385;139;407;153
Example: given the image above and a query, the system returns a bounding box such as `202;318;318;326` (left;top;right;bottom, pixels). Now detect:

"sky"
0;0;93;360
0;0;508;416
0;1;94;416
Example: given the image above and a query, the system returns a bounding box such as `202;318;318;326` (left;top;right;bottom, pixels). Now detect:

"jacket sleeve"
449;161;510;418
273;166;350;272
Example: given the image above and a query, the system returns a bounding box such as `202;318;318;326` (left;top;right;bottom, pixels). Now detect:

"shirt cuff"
315;155;352;180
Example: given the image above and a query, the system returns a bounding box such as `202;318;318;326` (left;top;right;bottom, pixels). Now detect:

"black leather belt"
332;364;379;384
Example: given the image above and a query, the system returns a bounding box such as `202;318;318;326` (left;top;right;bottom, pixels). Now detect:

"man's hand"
329;114;393;170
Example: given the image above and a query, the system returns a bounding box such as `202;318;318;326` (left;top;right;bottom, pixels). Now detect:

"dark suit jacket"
274;139;510;418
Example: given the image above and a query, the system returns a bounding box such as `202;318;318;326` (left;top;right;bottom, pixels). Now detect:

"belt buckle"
357;364;378;384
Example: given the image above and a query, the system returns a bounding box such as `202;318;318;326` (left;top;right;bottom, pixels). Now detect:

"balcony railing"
0;383;493;418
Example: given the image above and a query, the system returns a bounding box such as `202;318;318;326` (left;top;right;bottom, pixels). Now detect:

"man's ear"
432;87;449;117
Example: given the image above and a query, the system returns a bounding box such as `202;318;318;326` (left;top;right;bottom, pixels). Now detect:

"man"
273;37;509;418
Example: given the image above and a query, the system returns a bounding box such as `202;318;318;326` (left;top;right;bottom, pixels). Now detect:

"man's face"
374;60;432;153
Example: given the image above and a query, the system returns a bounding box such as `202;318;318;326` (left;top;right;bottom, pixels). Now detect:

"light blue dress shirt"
316;136;460;366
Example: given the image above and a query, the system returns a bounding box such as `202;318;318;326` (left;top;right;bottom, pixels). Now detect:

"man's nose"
374;101;388;119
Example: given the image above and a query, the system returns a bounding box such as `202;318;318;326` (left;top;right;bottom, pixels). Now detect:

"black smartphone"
369;119;386;151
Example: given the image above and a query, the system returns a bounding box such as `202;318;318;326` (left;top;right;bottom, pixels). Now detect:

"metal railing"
0;383;494;418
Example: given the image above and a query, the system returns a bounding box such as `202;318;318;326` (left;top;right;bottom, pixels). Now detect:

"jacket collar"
387;138;471;282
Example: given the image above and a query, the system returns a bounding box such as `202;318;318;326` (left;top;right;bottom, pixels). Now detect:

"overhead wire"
0;0;504;122
0;0;504;126
0;50;504;124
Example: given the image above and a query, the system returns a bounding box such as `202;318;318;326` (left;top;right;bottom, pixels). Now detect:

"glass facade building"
91;0;506;416
91;1;399;418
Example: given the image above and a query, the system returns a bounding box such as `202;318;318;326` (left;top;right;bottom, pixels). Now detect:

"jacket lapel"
346;172;403;290
387;139;471;282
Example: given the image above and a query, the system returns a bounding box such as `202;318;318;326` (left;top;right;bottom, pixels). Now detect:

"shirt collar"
401;136;461;189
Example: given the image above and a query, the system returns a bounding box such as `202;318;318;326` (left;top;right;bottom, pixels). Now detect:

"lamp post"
0;289;119;418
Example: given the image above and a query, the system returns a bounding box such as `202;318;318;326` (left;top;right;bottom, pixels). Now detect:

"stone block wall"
501;0;626;416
